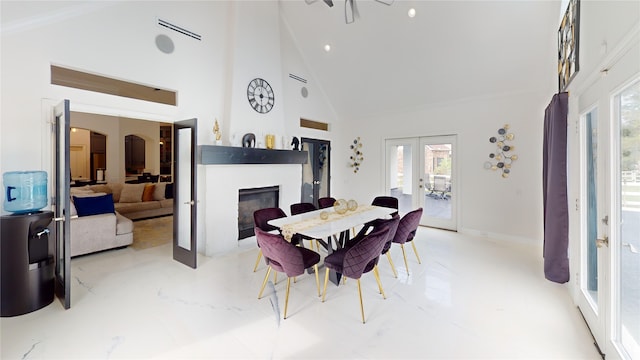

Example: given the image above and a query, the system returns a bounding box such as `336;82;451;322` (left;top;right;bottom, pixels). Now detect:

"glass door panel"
616;79;640;359
582;107;600;307
385;138;418;215
301;138;331;208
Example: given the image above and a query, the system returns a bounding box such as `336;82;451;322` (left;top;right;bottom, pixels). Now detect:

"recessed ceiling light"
324;44;331;52
408;8;416;18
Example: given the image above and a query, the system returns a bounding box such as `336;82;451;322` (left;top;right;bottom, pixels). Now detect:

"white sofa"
70;212;133;257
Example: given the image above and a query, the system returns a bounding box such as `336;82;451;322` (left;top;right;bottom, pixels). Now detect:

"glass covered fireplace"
237;186;279;239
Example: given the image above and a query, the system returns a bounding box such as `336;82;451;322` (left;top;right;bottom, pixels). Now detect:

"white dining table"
268;205;395;285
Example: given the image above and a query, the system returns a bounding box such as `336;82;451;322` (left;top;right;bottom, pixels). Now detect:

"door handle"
184;200;195;205
596;236;609;248
623;243;638;254
54;215;79;221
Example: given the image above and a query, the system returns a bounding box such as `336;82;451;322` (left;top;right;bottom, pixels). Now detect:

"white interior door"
419;135;457;231
385;138;419;215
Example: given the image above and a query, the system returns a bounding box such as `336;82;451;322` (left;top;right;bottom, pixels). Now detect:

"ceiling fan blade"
375;0;394;5
323;0;334;7
345;0;355;23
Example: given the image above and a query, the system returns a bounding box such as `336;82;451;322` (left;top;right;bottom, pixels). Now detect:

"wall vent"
157;18;201;41
289;73;307;83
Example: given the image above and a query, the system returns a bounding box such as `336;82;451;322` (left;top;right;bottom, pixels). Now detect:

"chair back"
371;196;399;210
253;207;287;233
393;208;423;245
318;197;336;209
255;227;308;277
379;214;400;254
342;226;390;279
290;202;316;215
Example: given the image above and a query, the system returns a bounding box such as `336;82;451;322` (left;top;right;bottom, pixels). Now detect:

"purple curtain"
543;92;569;283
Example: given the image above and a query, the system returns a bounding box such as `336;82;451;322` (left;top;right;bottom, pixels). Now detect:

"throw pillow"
89;184;112;194
72;194;115;216
165;183;174;199
142;184;155;202
108;183;123;202
153;182;166;201
119;183;145;203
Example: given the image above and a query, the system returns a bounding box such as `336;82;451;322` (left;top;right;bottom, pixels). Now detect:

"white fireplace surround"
202;164;302;256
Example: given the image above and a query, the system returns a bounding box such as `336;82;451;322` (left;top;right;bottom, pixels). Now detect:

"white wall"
334;90;554;243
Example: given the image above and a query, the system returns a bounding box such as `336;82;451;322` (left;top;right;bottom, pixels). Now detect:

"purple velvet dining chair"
252;207;289;272
255;227;321;319
391;207;423;275
290;202;320;251
321;225;391;323
317;197;336;209
344;214;401;278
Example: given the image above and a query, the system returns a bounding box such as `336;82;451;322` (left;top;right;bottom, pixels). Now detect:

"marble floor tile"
1;227;601;359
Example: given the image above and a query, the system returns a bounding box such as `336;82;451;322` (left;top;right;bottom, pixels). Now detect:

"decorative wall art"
213;118;222;145
349;137;363;173
484;124;518;178
558;0;580;92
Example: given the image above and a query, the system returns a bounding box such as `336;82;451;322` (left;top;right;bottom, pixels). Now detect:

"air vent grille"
289;73;307;83
157;18;201;41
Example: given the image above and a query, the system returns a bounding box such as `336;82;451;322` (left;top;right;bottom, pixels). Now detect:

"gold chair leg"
322;268;330;302
357;279;365;324
258;266;272;299
373;265;386;299
253;250;262;272
273;271;278;285
411;241;422;264
401;244;410;274
314;264;320;297
386;252;398;278
284;277;291;319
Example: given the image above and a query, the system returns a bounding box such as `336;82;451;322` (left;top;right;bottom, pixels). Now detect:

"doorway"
385;135;457;231
300;138;331;208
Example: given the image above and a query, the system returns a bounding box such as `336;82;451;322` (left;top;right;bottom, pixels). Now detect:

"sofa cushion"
153;182;166;201
115;212;134;235
89;184;112;195
108;183;123;202
160;199;173;208
165;183;174;199
73;194;115;217
120;183;145;203
114;201;161;213
142;184;155;201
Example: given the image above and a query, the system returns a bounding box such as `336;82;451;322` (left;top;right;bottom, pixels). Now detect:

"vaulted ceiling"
279;0;562;119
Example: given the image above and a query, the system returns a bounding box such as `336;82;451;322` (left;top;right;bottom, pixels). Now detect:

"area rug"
131;216;173;250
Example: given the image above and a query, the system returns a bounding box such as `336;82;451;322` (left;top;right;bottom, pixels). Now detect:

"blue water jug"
3;171;48;214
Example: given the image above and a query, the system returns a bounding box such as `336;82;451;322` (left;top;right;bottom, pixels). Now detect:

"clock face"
247;78;274;113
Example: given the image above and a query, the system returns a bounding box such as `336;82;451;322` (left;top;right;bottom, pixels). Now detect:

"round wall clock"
247;78;274;114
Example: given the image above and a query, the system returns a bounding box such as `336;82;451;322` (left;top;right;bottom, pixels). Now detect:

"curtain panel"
542;92;570;283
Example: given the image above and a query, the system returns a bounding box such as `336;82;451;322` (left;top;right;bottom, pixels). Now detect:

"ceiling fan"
305;0;394;24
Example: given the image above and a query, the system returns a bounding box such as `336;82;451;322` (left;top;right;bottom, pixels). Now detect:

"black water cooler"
1;211;55;317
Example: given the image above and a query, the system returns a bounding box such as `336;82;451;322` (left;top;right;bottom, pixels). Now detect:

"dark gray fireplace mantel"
198;145;307;165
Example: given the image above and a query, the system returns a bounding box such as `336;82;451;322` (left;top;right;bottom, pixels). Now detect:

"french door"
576;49;639;358
173;119;197;268
300;138;331;208
53;99;71;309
385;135;457;231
